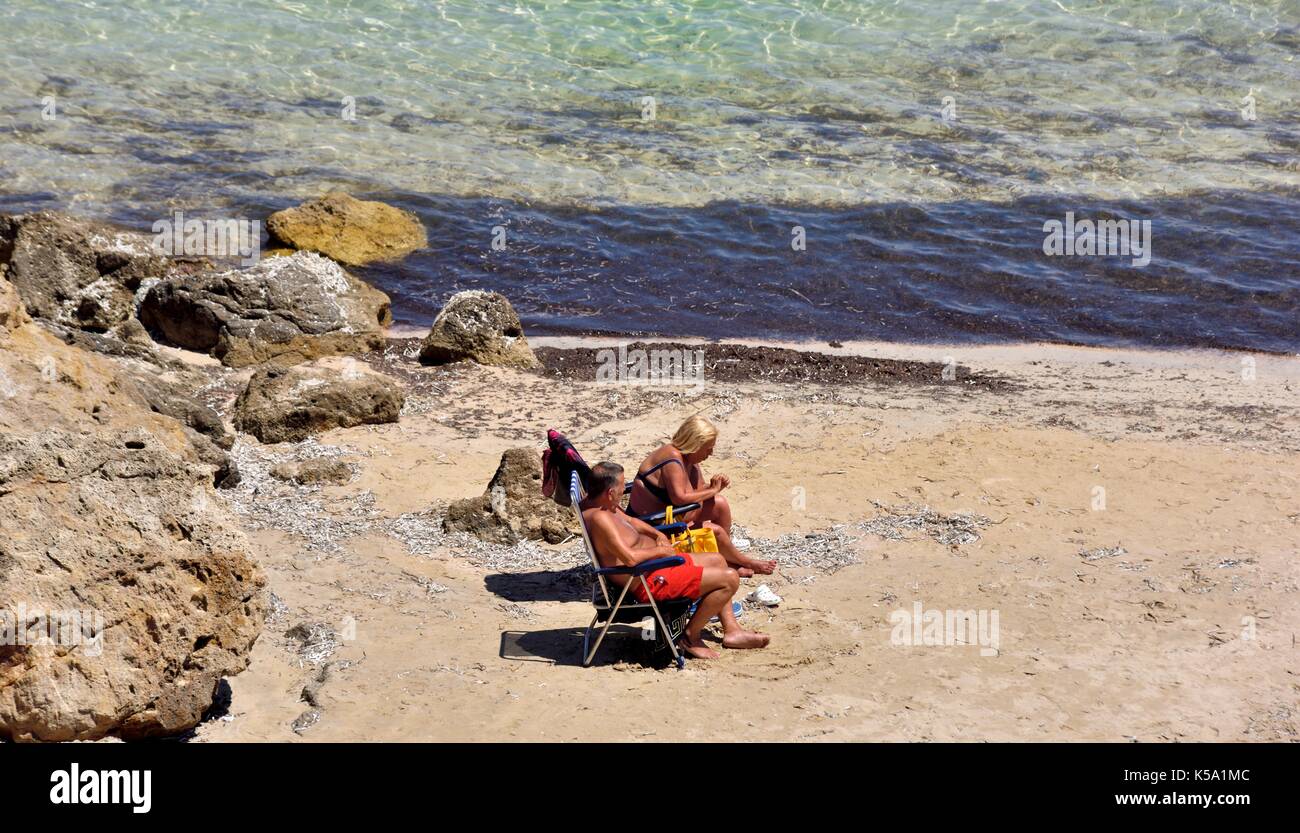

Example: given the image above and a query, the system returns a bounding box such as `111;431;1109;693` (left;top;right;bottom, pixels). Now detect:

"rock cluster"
1;198;548;741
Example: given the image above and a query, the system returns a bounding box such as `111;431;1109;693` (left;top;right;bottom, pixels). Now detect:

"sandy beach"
181;336;1300;743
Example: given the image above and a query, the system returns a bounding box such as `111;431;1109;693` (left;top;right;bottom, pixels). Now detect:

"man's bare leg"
691;551;744;616
691;551;727;570
715;589;770;649
680;567;769;659
680;567;737;659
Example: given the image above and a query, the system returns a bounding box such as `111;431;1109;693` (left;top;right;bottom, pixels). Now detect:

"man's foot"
678;638;719;660
722;631;771;649
747;558;777;575
737;566;755;578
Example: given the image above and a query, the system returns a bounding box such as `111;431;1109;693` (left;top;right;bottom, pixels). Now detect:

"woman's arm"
659;456;725;505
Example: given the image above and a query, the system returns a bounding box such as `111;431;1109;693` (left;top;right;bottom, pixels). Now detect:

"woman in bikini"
627;415;777;577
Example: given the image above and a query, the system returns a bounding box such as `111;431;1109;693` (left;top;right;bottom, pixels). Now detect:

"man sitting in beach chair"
581;461;769;659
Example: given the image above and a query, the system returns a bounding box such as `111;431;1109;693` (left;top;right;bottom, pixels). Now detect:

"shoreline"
386;325;1300;362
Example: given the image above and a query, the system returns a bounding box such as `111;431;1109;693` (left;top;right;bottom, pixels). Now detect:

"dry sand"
192;337;1299;742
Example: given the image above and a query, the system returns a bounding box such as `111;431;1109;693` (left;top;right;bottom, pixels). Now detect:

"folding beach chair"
571;471;695;670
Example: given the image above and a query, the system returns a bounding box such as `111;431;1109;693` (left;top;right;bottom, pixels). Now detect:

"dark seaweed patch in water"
798;105;889;124
350;188;1299;355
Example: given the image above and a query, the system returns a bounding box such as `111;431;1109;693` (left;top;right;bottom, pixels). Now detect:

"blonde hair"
671;415;718;455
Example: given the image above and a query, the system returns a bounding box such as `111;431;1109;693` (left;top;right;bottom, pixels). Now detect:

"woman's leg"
700;493;733;528
696;499;777;574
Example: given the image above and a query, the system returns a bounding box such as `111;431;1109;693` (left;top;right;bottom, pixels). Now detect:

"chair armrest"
635;503;701;525
654;522;688;535
594;555;685;576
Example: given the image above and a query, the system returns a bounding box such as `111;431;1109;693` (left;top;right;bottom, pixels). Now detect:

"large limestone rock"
0;211;173;332
0;282;264;741
418;290;539;369
233;359;405;444
139;251;391;368
267;192;427;266
31;311;242;488
444;447;575;544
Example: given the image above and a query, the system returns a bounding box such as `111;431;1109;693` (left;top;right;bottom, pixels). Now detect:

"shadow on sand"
483;567;589;604
499;627;667;669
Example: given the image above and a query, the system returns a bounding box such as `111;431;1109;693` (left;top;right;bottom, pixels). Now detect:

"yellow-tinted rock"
267;192;427;266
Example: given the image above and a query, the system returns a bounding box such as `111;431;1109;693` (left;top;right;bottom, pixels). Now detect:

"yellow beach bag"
663;505;719;553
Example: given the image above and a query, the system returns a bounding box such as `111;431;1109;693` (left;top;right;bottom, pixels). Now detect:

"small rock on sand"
418;290;539;369
270;458;353;486
444;447;574;544
233;359;405;444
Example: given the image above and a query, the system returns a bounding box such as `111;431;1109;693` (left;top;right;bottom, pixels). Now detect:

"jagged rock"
270;458;352;486
41;319;181;370
0;273;29;331
139;251;391;368
186;429;241;489
0;211;173;332
0;297;264;741
126;373;232;450
124;372;240;488
233;359;404;443
444;447;574;544
418;290;539;369
267;192;426;266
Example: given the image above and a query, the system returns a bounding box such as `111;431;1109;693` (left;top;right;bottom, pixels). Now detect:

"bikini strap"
635;457;684;505
638;458;685;480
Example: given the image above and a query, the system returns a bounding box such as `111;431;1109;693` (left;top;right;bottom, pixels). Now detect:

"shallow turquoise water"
1;1;1297;349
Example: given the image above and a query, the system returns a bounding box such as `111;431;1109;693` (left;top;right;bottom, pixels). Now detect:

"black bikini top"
635;458;684;506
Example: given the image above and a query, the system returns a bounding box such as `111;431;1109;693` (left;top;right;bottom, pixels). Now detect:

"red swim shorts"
631;554;703;603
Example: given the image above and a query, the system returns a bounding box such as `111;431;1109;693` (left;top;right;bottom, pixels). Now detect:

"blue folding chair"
572;471;695;669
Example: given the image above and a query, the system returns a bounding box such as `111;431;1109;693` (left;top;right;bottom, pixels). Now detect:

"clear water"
2;0;1298;350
